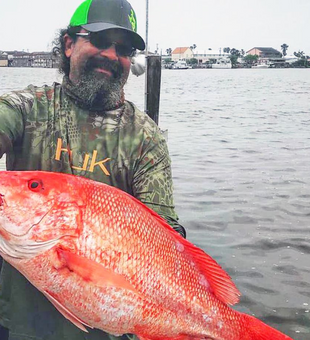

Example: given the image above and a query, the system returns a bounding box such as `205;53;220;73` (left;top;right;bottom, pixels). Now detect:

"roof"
172;47;191;54
31;52;53;55
246;47;281;54
195;49;230;56
8;52;31;56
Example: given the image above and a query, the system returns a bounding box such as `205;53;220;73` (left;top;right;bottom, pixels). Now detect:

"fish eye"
28;179;44;192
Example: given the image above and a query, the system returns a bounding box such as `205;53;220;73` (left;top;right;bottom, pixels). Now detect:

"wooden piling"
145;55;162;125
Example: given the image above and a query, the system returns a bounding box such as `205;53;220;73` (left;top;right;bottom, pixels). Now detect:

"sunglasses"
75;32;136;57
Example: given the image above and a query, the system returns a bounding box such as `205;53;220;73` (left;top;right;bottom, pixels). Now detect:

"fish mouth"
0;198;54;238
0;203;63;259
0;236;61;259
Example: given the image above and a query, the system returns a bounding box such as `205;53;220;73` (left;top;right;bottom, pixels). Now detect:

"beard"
68;56;128;110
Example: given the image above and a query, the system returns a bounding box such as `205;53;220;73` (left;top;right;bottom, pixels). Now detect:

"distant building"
6;51;33;67
32;52;56;68
194;49;230;64
0;52;8;67
247;47;286;68
171;47;193;61
4;51;59;68
246;47;282;58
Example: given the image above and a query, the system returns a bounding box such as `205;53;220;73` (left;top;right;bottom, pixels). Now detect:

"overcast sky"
0;0;309;56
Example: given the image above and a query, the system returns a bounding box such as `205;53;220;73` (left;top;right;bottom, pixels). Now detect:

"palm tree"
294;50;304;58
230;48;241;57
281;44;289;56
294;50;308;67
190;44;197;58
166;48;172;56
190;44;197;52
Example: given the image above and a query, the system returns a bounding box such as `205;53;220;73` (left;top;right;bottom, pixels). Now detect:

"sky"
0;0;309;56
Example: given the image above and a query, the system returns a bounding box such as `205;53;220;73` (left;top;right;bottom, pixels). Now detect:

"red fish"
0;171;294;340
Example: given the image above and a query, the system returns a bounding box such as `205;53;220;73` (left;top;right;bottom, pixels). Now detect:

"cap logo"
128;9;136;32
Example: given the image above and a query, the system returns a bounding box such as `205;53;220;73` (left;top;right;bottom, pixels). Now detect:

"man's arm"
0;92;27;157
132;129;186;238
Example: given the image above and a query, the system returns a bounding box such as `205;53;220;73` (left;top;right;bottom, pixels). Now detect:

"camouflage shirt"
0;81;184;340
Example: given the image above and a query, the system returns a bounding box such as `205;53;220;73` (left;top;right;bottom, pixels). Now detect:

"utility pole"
144;0;162;125
144;0;149;114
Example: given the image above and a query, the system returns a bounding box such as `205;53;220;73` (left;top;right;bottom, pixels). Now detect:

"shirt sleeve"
0;91;29;157
132;129;186;238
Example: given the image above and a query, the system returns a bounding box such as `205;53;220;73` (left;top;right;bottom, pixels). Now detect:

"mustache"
84;56;123;78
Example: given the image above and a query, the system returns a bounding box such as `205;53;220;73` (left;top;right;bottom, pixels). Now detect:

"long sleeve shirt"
0;82;184;340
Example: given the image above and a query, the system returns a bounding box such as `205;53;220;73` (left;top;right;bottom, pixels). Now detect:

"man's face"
64;29;133;108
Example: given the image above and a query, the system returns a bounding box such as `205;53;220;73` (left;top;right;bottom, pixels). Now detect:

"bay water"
0;67;309;339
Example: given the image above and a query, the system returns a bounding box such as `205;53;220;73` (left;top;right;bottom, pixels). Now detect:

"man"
0;0;185;339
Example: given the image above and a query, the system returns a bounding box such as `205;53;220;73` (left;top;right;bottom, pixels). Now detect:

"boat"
172;60;189;70
212;58;232;69
252;60;272;68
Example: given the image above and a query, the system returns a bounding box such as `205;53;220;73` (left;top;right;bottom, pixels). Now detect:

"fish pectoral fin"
57;249;140;295
138;335;207;340
43;290;92;332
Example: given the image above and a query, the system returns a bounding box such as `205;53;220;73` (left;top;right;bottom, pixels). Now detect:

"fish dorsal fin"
57;249;140;296
179;235;240;305
42;290;91;332
138;334;211;340
126;195;241;305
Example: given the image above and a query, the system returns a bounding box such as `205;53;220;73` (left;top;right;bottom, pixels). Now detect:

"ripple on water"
1;68;310;340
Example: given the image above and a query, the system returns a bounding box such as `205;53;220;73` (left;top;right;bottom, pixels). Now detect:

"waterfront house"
0;52;8;67
247;47;285;68
32;52;57;68
171;47;193;61
246;47;282;58
194;49;230;65
4;50;58;68
6;51;33;67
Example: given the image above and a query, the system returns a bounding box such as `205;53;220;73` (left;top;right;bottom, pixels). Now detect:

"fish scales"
80;180;211;310
0;171;294;340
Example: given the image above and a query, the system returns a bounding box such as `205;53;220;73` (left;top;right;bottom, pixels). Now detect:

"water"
1;67;310;339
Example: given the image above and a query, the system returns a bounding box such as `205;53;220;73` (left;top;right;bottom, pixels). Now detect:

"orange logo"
55;138;111;176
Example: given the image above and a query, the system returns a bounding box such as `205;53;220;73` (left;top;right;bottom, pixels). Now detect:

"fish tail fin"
138;335;202;340
241;313;294;340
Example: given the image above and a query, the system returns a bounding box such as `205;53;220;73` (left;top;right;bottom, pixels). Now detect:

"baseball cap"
69;0;145;50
